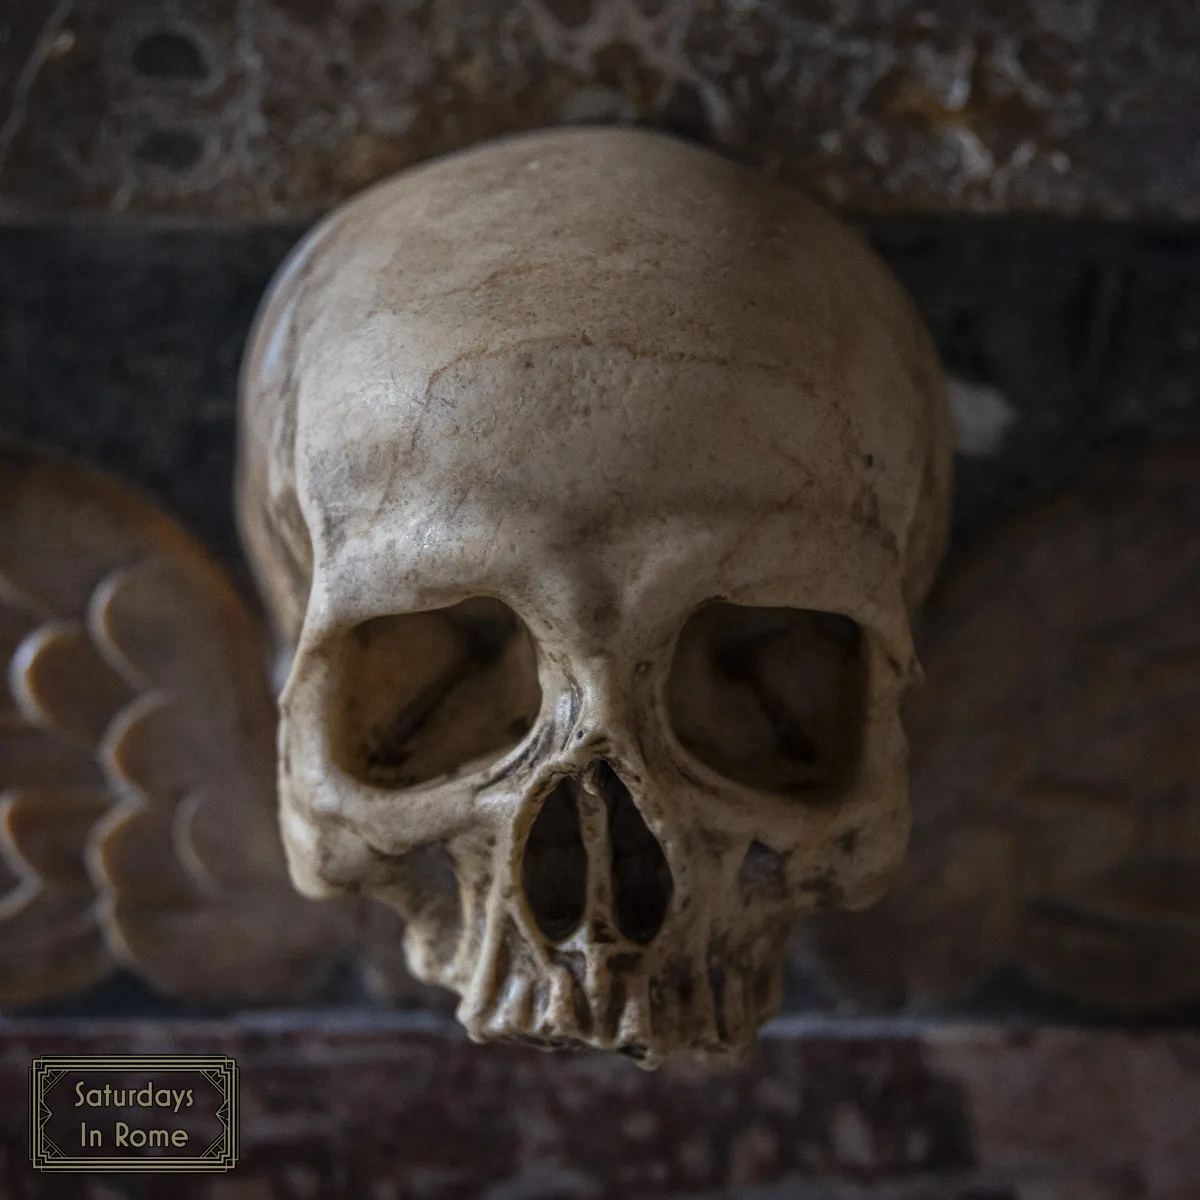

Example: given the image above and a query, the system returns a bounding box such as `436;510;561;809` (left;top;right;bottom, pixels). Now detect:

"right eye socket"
665;601;867;799
328;596;542;789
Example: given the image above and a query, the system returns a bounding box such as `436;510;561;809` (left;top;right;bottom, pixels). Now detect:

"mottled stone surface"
1;0;1199;222
1;1018;1197;1197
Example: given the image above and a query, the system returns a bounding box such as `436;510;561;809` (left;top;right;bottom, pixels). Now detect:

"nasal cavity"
522;777;588;942
591;759;672;945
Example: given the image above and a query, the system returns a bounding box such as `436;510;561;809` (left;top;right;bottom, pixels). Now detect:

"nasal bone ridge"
521;758;674;947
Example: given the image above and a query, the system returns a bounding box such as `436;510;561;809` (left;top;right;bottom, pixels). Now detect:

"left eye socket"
327;596;542;789
664;602;867;799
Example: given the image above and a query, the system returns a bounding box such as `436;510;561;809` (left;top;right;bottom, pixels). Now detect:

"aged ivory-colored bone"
238;127;953;1063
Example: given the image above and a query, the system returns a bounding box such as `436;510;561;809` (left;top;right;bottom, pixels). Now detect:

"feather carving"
0;444;347;1006
807;441;1200;1013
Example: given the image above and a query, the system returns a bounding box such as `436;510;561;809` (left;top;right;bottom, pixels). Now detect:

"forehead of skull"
301;342;910;547
259;130;937;610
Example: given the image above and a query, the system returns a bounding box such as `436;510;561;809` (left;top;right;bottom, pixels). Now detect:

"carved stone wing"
806;441;1200;1013
0;444;347;1005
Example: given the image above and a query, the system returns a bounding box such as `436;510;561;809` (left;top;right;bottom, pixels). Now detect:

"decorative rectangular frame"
29;1054;238;1172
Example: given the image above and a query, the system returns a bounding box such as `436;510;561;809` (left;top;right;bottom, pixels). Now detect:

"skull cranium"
237;128;952;1065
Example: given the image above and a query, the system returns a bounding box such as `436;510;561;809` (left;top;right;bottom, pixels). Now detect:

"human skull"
237;128;951;1065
